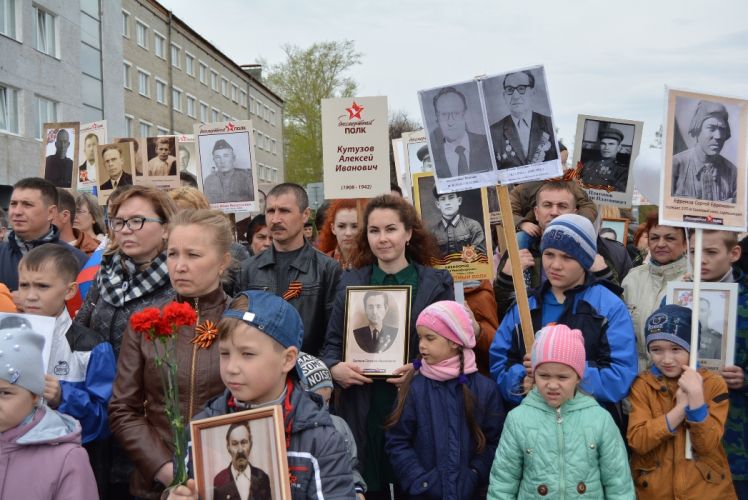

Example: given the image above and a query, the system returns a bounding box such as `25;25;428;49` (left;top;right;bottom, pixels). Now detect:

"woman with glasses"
74;192;106;242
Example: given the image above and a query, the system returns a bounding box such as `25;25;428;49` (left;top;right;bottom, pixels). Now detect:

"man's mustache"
233;451;248;461
270;224;285;231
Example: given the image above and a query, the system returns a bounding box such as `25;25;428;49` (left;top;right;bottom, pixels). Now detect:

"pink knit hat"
531;324;586;378
416;301;476;348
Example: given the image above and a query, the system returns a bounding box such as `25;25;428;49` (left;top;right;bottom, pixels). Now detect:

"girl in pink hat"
384;300;504;499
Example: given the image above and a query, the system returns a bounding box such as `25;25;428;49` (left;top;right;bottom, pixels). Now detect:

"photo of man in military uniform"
580;127;630;192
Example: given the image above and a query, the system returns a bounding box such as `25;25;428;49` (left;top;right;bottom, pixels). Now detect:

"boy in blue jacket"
15;244;115;497
489;213;638;431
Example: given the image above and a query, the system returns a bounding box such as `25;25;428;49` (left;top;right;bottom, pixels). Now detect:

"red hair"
317;199;359;254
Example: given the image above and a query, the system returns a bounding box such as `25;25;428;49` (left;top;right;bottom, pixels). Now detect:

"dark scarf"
98;251;170;308
12;225;56;255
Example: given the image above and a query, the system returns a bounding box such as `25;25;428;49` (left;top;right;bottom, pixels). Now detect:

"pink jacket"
0;405;98;500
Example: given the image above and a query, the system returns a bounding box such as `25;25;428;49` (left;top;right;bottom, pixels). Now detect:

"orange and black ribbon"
191;320;218;349
282;281;303;301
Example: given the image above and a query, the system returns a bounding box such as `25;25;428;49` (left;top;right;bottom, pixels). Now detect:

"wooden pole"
496;186;535;352
685;228;702;460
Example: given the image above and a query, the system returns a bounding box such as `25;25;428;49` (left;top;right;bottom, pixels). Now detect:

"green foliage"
265;41;362;186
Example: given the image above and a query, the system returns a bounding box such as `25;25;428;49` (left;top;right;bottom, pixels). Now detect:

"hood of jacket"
2;405;81;448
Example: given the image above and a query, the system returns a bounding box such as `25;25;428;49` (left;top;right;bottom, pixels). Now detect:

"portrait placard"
176;134;200;188
392;138;407;198
480;65;562;185
572;114;643;208
0;313;56;373
138;136;180;191
665;281;738;372
413;172;494;282
191;406;291;500
419;80;497;193
112;137;148;181
322;96;391;199
77;120;107;195
402;129;431;176
343;286;412;376
600;217;629;245
40;122;80;191
194;121;258;213
96;142;135;205
660;88;748;231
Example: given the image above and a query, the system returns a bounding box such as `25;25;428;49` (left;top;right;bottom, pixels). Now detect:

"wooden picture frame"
39;122;80;191
191;406;291;500
600;217;629;245
343;285;412;377
665;281;738;372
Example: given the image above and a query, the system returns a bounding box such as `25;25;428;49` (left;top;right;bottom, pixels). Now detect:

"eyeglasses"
438;111;465;121
504;85;531;95
109;216;164;232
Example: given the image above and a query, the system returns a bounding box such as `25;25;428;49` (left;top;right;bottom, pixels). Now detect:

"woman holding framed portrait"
109;209;233;499
319;194;454;499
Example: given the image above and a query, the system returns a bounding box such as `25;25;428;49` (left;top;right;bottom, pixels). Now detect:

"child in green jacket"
488;324;634;499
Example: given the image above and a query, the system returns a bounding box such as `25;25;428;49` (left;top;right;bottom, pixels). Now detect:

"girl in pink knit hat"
488;324;633;498
384;300;505;500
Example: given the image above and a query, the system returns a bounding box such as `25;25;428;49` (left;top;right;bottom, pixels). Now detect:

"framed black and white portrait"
40;122;80;190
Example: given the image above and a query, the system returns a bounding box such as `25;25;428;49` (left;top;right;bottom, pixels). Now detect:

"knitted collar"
98;251;170;307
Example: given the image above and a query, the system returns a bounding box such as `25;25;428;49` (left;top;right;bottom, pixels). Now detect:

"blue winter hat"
644;304;698;353
540;213;597;270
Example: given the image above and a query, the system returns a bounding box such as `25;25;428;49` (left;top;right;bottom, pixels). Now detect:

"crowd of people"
0;175;746;499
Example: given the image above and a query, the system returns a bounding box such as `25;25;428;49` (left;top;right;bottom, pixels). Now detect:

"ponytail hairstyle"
384;348;486;454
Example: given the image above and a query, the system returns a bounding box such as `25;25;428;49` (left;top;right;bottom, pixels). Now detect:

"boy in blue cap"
169;291;355;499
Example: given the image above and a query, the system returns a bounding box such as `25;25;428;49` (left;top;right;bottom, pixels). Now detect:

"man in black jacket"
237;183;341;356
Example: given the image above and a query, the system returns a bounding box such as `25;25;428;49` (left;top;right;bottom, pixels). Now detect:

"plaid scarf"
98;251;170;308
12;225;57;256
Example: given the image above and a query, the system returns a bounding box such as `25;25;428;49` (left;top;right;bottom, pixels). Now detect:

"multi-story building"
121;0;284;193
0;0;126;184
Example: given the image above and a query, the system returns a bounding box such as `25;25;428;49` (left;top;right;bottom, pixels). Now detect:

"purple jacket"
0;406;98;500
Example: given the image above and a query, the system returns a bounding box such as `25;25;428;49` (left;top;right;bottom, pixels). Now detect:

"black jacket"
319;263;454;467
0;226;88;290
236;241;341;356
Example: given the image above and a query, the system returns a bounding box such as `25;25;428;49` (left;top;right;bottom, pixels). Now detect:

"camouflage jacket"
725;267;748;480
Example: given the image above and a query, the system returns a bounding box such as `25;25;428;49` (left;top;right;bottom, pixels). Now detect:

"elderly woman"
622;211;689;369
109;209;233;499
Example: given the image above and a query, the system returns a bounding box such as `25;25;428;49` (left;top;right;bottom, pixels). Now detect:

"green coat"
488;389;634;499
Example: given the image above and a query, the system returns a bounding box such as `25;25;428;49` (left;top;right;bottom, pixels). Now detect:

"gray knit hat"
0;328;46;395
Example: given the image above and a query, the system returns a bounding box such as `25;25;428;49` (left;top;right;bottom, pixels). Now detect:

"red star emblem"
706;215;713;223
225;122;235;131
346;102;364;120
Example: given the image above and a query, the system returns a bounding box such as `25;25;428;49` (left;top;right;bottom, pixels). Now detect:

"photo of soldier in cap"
199;135;255;205
671;98;739;202
579;121;636;193
416;144;433;172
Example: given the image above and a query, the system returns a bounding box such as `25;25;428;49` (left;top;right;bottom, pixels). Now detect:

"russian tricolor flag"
67;237;107;318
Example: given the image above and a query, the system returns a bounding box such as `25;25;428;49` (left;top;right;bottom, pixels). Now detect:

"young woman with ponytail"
384;300;505;500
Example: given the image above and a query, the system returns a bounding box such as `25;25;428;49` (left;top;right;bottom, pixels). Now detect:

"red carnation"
163;301;197;329
130;308;164;339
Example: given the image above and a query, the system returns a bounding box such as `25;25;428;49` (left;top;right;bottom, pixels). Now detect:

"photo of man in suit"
490;70;558;169
79;133;99;184
99;145;133;190
353;291;398;353
428;87;492;179
213;422;271;500
44;129;74;188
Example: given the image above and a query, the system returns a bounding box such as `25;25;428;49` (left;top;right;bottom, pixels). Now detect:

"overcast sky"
161;0;748;152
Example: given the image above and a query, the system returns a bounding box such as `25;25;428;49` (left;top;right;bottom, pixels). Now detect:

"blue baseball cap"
223;291;304;350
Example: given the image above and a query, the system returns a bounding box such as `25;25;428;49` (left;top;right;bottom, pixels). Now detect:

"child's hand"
522;353;532;377
678;366;705;409
387;363;414;388
519;222;541;238
43;374;62;408
330;362;373;389
721;365;745;390
502;249;535;275
522;376;534;393
675;387;688;408
167;479;197;500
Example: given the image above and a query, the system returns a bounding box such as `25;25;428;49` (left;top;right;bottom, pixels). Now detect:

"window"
124;115;133;136
239;90;247;107
249;96;255;114
123;61;132;89
263;105;270;122
172;88;182;112
1;0;17;39
199;101;208;122
138;69;150;96
35;96;58;139
211;108;220;122
257;163;264;181
171;43;180;68
135;19;147;49
256;132;263;150
255;99;262;117
0;84;19;133
186;95;196;118
210;71;218;91
221;78;228;97
199;62;207;84
185;53;194;76
271;138;277;154
272;168;278;183
33;7;57;57
157;126;169;135
139;121;151;137
121;9;130;38
154;32;165;59
270;109;276;126
231;84;238;102
155;78;166;104
222;113;230;122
